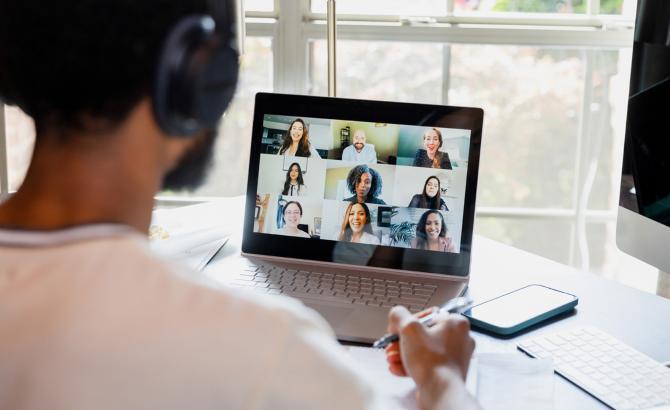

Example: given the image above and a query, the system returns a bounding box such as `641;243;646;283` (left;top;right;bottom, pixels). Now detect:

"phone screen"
466;285;576;329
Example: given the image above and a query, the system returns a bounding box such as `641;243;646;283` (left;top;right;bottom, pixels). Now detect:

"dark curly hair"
0;0;211;135
346;164;382;201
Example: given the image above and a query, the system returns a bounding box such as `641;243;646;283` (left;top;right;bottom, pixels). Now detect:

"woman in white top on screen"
411;210;455;252
277;118;321;158
276;201;311;238
337;202;380;245
281;162;307;196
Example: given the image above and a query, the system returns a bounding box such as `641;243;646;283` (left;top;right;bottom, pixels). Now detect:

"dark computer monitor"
617;0;670;273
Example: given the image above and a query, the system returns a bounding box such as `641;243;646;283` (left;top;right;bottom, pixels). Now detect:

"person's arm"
445;238;455;252
413;150;424;167
442;152;453;170
385;307;481;410
309;144;322;159
342;146;352;162
367;145;377;164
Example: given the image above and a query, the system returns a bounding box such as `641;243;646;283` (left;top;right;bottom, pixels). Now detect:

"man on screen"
0;1;479;409
342;129;377;164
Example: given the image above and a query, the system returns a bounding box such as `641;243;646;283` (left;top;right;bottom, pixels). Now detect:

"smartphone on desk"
463;284;578;336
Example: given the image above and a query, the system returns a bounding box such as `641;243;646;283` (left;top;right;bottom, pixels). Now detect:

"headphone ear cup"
153;15;238;137
190;41;239;128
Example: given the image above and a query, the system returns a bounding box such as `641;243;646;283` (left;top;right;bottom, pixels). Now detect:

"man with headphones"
0;1;479;409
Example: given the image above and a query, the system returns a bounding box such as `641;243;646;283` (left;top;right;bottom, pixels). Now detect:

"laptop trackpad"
304;302;356;327
305;302;388;343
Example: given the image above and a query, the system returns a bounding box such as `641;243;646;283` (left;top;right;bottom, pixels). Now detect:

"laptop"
236;93;483;343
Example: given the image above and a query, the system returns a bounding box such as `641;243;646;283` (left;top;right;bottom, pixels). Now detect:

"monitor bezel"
242;92;483;278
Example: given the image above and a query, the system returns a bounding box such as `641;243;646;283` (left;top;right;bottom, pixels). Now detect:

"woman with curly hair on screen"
411;210;455;252
342;164;386;204
337;202;380;245
277;118;321;158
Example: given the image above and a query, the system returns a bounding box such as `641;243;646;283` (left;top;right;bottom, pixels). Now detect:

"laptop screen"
243;93;482;277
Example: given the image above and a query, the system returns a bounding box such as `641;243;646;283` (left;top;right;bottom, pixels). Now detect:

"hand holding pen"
373;297;474;349
382;301;478;408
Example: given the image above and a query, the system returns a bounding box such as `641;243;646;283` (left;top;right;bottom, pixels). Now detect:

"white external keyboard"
230;262;436;312
518;326;670;410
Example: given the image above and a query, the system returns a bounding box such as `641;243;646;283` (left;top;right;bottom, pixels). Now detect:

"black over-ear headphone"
153;0;240;136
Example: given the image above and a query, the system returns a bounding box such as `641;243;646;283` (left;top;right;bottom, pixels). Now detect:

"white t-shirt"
353;231;381;245
342;144;377;164
0;225;389;410
284;183;307;197
276;226;311;238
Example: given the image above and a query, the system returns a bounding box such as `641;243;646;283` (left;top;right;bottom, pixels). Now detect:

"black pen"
372;296;474;349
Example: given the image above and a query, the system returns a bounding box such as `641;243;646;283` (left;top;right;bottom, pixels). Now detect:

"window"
310;0;448;16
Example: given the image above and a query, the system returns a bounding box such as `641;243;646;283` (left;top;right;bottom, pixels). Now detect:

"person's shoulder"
364;232;380;244
440;198;449;210
441;153;452;168
413;149;427;162
62;237;327;330
308;144;321;158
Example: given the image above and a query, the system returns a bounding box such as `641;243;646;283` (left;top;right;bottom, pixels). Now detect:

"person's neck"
290;141;300;152
427;150;437;159
351;231;363;242
427;237;440;250
290;180;298;185
355;145;363;153
0;116;166;234
356;195;366;203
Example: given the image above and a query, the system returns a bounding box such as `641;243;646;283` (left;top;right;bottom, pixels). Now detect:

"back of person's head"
0;0;232;137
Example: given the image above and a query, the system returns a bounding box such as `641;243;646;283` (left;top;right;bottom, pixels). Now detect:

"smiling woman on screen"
413;128;452;169
281;162;307;196
277;201;311;238
411;210;455;252
337;202;380;245
277;118;321;158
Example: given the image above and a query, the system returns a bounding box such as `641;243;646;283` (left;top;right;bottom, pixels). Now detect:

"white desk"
197;198;670;409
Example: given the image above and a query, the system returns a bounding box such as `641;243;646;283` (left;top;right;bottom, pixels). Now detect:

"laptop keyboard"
230;262;436;312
